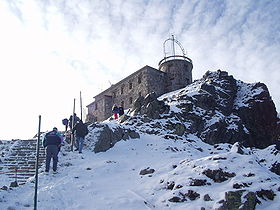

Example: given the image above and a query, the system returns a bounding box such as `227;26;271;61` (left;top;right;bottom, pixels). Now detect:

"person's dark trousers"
76;136;85;153
45;145;59;171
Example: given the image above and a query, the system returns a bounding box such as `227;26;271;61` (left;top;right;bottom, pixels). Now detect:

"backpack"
81;124;89;136
62;118;68;125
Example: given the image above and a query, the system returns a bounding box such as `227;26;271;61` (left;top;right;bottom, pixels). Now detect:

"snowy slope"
1;70;279;209
0;132;279;210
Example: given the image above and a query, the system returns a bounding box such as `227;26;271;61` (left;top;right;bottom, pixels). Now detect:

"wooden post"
71;99;76;151
34;115;41;210
80;91;83;121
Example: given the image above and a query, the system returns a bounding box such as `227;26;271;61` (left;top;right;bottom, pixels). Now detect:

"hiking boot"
75;149;79;151
53;170;58;174
45;170;49;173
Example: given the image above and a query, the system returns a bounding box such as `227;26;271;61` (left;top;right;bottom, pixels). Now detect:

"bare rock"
202;168;235;182
216;190;258;210
184;190;200;200
139;167;155;175
92;124;139;153
9;181;18;188
168;196;184;203
270;161;280;176
1;185;8;190
256;189;276;200
189;178;208;186
203;194;212;201
131;92;169;119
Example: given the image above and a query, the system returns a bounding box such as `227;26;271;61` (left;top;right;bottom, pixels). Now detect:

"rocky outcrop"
202;168;236;183
130;92;169;119
270;162;280;176
217;190;259;210
87;123;140;153
123;70;279;149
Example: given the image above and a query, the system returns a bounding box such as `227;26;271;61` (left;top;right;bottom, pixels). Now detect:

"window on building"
113;92;116;98
129;97;133;104
95;103;98;110
170;72;175;80
121;101;124;108
138;76;142;84
138;92;142;97
129;82;133;89
121;86;124;94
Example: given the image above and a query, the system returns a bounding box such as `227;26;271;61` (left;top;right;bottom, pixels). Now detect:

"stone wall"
159;59;193;92
88;66;166;121
87;58;193;122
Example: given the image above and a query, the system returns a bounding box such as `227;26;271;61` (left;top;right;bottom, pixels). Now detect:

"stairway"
1;139;45;185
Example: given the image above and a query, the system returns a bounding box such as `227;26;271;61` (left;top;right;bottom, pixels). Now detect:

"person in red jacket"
112;104;119;119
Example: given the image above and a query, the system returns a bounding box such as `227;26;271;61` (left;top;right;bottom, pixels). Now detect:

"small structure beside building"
86;36;193;122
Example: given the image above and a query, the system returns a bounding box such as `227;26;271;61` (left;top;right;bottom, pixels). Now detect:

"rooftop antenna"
163;34;186;59
159;35;192;68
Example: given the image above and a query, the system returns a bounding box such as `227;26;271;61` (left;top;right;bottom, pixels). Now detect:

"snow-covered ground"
1;71;279;209
0;132;279;210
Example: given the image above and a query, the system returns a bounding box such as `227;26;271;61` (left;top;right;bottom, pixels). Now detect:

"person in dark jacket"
72;120;88;153
62;118;69;131
118;106;124;116
69;113;80;130
43;127;62;173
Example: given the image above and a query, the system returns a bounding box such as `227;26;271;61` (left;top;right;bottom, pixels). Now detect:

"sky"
0;0;279;140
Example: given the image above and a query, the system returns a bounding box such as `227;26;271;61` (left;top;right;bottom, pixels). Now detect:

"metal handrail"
158;55;192;67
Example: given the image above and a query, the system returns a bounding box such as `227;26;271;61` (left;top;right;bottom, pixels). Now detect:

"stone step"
4;157;45;162
1;139;50;186
17;167;36;171
4;167;42;172
11;147;45;150
7;173;35;177
9;151;45;154
4;153;45;157
4;161;44;166
5;161;44;164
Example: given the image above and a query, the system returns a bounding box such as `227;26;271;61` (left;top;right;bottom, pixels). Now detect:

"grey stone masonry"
87;57;193;122
159;58;193;92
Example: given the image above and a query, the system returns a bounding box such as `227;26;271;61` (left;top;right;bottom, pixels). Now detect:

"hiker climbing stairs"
1;139;45;185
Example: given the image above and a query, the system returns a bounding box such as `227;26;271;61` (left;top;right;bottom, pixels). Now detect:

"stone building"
86;36;193;122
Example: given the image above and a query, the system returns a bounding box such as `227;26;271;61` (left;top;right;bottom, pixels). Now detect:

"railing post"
15;166;18;183
34;115;41;210
71;99;76;151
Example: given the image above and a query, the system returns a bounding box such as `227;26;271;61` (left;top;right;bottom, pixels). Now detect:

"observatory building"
86;36;193;122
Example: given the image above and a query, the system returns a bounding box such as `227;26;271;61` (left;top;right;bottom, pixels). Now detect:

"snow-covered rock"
127;70;279;149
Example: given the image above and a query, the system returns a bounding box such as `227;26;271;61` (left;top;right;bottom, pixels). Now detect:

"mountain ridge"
0;70;279;210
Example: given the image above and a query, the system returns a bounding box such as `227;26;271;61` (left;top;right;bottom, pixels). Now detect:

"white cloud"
0;0;279;139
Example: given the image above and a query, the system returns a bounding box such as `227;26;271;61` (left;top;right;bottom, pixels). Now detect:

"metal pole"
34;115;41;210
172;35;175;57
71;99;76;151
80;91;83;121
15;166;18;183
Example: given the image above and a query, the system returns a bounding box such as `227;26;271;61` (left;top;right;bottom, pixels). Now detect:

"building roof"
91;65;161;100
